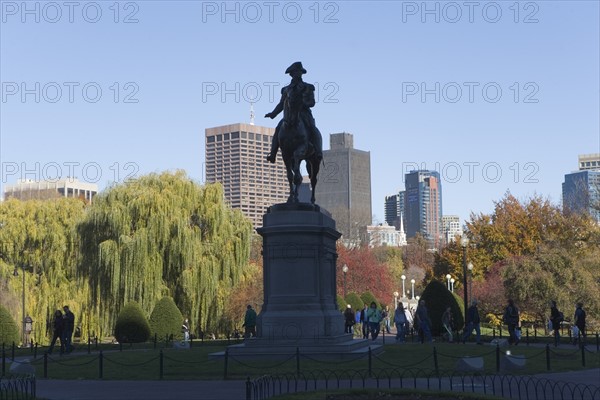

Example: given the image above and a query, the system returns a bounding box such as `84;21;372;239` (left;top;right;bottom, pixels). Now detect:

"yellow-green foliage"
0;304;19;345
114;301;151;343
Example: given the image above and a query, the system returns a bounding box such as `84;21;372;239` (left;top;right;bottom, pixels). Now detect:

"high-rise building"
404;170;443;249
384;191;405;230
578;153;600;171
442;215;463;245
3;178;97;203
205;123;288;229
562;170;600;222
315;132;372;245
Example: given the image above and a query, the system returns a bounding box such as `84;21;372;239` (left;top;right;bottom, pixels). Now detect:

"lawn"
4;340;598;380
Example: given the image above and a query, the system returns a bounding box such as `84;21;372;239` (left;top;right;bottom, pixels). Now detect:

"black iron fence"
0;376;35;400
246;369;600;400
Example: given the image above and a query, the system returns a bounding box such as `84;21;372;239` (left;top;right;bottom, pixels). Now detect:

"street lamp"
401;275;406;297
461;236;470;321
445;273;451;290
13;264;26;347
468;262;474;302
410;279;415;299
450;278;455;292
342;264;348;298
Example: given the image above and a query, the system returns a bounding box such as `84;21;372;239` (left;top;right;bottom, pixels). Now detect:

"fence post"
223;348;229;380
154;333;157;349
368;346;372;377
545;344;550;371
34;343;38;359
492;328;496;339
246;377;251;400
495;344;500;372
99;351;104;379
11;342;15;361
596;332;599;352
534;327;537;342
499;326;502;338
43;352;48;378
382;328;385;344
296;347;300;375
88;338;91;354
159;349;164;379
526;329;529;346
433;347;439;375
95;336;98;350
2;348;5;376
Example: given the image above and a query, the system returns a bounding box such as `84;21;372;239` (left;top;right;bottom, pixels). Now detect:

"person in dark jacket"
503;299;520;345
462;300;482;344
243;305;257;338
62;305;75;354
573;302;586;345
549;300;563;347
343;305;355;334
47;310;64;355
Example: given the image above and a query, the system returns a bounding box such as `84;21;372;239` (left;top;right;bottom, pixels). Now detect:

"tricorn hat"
285;61;307;75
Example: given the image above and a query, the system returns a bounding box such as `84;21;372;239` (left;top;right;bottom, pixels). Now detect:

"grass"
4;340;598;381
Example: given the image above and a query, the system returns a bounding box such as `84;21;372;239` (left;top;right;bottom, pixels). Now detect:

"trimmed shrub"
336;295;346;312
345;292;363;312
149;297;184;341
114;302;151;343
0;305;19;346
360;291;379;309
421;280;464;336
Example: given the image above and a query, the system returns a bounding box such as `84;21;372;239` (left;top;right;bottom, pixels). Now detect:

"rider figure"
265;62;323;163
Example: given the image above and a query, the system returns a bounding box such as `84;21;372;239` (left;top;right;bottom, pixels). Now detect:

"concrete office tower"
4;178;97;204
205;123;288;229
578;153;600;171
442;215;463;245
384;191;405;230
404;170;443;250
316;133;372;246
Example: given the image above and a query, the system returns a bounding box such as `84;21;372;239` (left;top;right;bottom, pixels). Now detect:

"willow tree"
0;197;88;345
77;171;252;337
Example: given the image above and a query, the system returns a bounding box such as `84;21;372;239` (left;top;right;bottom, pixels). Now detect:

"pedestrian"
360;304;370;339
343;305;355;334
503;299;520;345
462;300;482;344
382;306;391;334
47;310;64;355
415;299;432;343
62;305;75;354
573;302;586;346
394;303;407;343
182;318;190;341
442;306;454;343
366;301;382;340
242;305;257;338
354;308;361;337
549;301;563;347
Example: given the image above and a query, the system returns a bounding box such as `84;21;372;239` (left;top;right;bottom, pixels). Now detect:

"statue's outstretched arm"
265;92;285;119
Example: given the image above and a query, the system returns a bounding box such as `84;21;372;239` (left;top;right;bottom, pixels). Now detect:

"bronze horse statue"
265;62;323;204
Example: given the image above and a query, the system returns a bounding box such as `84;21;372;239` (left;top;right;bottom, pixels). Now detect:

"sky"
1;0;599;225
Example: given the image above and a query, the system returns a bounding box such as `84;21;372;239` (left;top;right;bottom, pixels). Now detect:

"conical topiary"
421;280;464;336
149;297;184;341
114;302;151;343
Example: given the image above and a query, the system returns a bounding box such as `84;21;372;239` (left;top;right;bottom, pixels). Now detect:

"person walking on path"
382;306;391;334
343;305;355;334
394;303;407;343
354;308;361;337
573;302;586;346
366;302;382;340
360;304;370;339
182;318;190;341
243;305;257;338
62;305;75;354
462;300;482;344
503;299;520;345
441;306;454;343
549;301;563;347
415;299;432;343
47;310;64;355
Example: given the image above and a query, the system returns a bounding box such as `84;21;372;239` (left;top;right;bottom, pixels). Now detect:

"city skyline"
1;1;598;225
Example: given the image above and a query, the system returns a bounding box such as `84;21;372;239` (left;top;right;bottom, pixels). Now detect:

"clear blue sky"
1;0;599;224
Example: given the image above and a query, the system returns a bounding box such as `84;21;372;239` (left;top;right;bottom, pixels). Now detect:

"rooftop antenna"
250;102;255;125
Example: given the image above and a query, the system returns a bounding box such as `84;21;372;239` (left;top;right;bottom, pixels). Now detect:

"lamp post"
468;262;474;302
450;278;455;292
410;279;415;299
13;264;26;347
446;273;451;290
401;274;406;297
461;236;469;321
342;264;348;298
